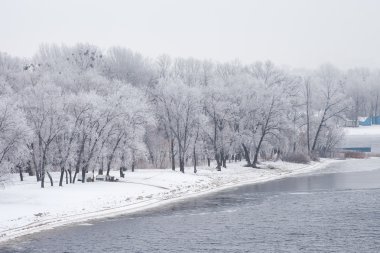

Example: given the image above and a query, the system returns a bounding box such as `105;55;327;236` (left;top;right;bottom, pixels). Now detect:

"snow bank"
344;125;380;136
0;159;336;243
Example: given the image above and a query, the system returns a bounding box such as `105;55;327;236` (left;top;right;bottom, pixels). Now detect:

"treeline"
0;44;378;187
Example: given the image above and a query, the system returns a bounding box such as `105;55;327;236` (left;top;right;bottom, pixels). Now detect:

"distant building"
358;116;380;126
344;119;358;127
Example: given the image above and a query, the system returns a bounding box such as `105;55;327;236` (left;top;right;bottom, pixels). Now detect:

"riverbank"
0;159;337;243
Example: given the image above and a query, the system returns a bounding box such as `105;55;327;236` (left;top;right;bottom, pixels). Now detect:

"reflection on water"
1;159;380;253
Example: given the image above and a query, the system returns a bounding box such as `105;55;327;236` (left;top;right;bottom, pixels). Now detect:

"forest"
0;43;379;188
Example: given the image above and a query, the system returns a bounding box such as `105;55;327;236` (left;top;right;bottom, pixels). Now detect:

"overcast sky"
1;0;379;69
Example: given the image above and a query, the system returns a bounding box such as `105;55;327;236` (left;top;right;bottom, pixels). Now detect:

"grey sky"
1;0;379;69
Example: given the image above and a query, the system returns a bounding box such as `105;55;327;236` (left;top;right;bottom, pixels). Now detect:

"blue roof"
359;116;380;126
341;147;371;152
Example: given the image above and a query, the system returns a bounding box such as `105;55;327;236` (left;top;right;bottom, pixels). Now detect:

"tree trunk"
73;138;85;184
253;134;265;168
213;119;221;171
221;151;227;168
68;166;72;183
106;158;112;176
99;157;104;175
193;146;197;173
18;166;23;181
65;169;68;184
305;80;311;153
312;117;325;152
120;167;125;178
36;171;41;182
170;138;175;171
214;149;222;171
179;156;185;173
215;152;222;171
81;167;86;183
106;136;122;176
72;171;78;184
41;173;45;188
30;144;40;182
242;143;252;166
59;167;65;186
46;171;53;186
40;151;48;188
131;160;135;172
27;161;33;176
207;157;211;167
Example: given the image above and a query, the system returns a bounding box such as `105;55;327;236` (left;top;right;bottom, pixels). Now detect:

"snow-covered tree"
310;65;347;152
0;43;355;187
0;90;30;182
21;83;65;188
153;78;201;173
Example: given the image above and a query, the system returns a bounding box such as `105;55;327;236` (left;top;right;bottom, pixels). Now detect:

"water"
1;159;380;252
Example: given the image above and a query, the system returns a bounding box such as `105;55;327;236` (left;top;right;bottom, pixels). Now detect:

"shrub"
310;152;320;162
282;152;311;164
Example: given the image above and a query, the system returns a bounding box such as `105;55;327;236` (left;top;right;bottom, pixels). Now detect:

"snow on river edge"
0;159;337;243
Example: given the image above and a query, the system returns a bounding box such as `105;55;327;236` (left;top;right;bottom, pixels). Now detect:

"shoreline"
0;159;338;243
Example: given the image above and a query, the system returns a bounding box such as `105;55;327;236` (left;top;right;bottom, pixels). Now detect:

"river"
1;158;380;252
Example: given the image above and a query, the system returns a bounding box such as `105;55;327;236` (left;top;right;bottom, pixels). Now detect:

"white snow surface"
344;125;380;136
0;160;336;242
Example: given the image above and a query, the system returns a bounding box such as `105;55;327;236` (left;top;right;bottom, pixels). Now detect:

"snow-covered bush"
282;153;311;164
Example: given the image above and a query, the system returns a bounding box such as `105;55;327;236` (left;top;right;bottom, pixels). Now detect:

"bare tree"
311;65;347;152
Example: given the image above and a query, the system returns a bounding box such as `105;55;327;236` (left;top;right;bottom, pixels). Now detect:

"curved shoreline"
0;159;338;244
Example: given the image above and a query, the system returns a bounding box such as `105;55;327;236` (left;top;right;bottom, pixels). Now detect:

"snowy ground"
344;125;380;136
0;159;337;243
343;126;380;153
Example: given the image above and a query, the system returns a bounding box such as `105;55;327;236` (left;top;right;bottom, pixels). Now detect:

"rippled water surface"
1;159;380;253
